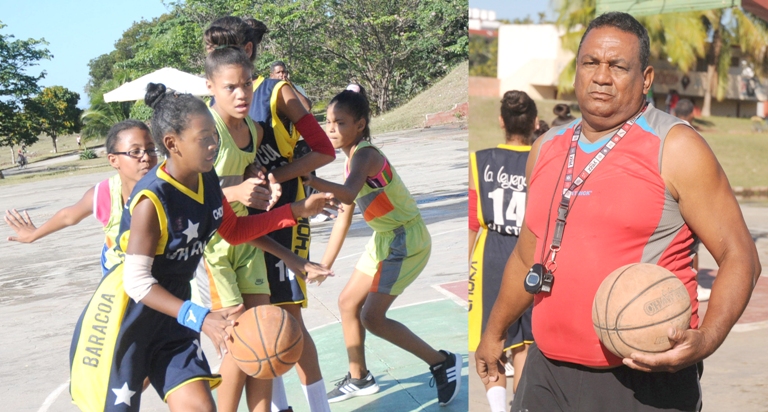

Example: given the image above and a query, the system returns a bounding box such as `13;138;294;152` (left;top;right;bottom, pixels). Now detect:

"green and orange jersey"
346;141;420;232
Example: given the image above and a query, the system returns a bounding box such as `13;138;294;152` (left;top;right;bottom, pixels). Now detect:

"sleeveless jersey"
249;76;310;305
526;106;697;367
210;107;258;217
115;162;225;283
250;76;303;207
468;145;531;351
347;141;420;233
93;174;124;273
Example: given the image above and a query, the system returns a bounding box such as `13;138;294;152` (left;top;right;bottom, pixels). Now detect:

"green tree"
0;22;51;160
698;9;768;116
469;34;497;77
30;86;82;153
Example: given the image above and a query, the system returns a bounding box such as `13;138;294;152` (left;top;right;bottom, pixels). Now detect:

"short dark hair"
329;90;371;141
106;119;150;154
144;83;211;156
270;61;286;73
578;12;650;70
500;90;537;143
675;99;694;117
205;46;253;79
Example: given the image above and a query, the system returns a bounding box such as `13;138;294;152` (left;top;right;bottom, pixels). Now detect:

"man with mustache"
474;12;760;411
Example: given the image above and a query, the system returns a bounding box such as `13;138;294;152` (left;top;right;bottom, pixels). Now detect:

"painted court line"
38;380;69;412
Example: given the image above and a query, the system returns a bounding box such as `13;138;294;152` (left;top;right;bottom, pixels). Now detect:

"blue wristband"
177;300;209;333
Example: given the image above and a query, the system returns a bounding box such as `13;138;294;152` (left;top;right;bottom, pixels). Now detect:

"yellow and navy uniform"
193;108;270;310
249;76;310;306
349;141;431;295
468;145;533;352
70;162;224;412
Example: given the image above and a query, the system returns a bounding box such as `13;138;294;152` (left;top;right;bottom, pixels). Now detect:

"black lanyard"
544;104;648;273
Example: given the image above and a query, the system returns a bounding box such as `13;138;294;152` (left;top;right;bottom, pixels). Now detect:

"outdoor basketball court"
0;125;469;411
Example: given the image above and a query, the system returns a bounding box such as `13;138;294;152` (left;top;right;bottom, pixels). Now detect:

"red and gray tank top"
526;106;698;367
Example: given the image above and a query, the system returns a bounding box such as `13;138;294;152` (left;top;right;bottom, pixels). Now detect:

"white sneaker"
697;285;711;302
504;361;514;377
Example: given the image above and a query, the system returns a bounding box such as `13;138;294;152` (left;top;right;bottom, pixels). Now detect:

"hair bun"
145;83;167;109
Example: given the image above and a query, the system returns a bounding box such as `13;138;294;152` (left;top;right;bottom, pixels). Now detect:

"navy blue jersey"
114;162;225;283
70;161;224;411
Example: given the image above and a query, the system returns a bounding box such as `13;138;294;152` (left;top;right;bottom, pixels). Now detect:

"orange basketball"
227;306;304;378
592;263;691;358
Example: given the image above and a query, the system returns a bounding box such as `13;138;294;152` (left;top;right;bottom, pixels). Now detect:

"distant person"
551;103;575;126
751;115;765;133
270;60;311;110
534;119;550;139
76;134;82;147
674;98;695;124
665;89;680;114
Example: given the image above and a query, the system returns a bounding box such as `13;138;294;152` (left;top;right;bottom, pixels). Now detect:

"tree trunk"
703;64;715;117
51;136;58;153
702;17;723;118
10;147;15;165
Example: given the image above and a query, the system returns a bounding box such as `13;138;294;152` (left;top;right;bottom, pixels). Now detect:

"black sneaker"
277;408;293;412
326;371;380;403
429;350;462;406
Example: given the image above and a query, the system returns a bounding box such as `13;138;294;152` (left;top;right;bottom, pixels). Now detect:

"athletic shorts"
70;265;221;412
512;343;702;412
194;234;270;310
356;217;431;295
469;230;533;352
264;216;310;307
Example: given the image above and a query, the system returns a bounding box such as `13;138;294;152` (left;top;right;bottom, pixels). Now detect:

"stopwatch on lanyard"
525;103;649;294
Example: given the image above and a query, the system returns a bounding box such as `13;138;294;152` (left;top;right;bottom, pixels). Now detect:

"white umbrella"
103;67;211;102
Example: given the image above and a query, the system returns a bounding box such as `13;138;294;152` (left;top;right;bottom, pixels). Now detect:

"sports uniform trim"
128;190;169;256
469;152;485;229
162;376;222;402
497;144;531;152
468;228;487;351
156;164;205;204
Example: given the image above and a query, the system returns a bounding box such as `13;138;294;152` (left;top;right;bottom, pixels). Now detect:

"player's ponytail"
330;89;371;142
206;16;269;63
500;90;538;145
144;82;210;156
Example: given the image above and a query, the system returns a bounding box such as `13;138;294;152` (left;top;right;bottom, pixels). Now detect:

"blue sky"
1;0;169;108
470;0;554;22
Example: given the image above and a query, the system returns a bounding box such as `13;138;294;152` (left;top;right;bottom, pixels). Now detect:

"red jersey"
526;106;699;367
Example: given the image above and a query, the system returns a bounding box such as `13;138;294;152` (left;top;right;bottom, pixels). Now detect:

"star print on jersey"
112;382;136;406
193;339;203;360
182;220;199;243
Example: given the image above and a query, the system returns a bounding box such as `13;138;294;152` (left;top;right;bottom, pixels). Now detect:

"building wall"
469;76;500;97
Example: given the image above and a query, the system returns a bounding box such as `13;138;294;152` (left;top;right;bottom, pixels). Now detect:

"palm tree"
80;78;132;141
699;9;768;116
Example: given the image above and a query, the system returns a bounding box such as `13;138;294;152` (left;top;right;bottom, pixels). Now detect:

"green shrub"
79;149;98;160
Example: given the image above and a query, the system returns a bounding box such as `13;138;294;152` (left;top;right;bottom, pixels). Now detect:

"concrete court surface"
0;125;469;411
468;201;768;412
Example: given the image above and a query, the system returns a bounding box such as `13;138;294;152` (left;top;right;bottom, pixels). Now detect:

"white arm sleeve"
123;254;157;303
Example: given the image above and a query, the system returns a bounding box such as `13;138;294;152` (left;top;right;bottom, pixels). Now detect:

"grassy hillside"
372;61;468;134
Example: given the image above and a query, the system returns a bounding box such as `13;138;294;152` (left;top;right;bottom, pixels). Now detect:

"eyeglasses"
110;149;161;159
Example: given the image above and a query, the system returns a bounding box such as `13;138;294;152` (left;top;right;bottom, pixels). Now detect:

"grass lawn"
371;61;468;134
0;157;113;186
469;96;768;188
0;133;106;169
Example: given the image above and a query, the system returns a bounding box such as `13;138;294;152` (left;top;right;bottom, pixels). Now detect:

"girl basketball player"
303;89;461;406
204;17;336;412
4;120;158;275
68;83;338;412
200;45;334;412
469;90;538;411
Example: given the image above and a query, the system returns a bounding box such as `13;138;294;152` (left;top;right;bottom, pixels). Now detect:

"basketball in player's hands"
227;306;304;378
